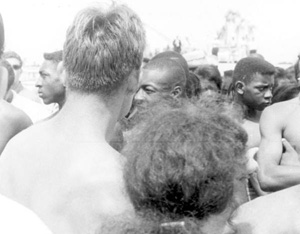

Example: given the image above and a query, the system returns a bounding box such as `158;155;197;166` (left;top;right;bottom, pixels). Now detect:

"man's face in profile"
133;68;172;110
36;60;65;105
242;73;274;111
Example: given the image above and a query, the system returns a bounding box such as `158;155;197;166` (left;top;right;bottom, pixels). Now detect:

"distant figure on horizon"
173;36;182;53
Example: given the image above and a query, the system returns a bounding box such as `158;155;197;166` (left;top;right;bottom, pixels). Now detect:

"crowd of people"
0;2;300;234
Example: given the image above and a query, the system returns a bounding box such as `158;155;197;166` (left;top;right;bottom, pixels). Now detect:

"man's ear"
171;86;182;98
235;81;245;95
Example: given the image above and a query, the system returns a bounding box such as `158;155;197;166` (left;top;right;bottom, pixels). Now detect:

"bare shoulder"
264;97;300;117
0;101;32;130
232;185;300;234
62;149;132;217
1;119;50;157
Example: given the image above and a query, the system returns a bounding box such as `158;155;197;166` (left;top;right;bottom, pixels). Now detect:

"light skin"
0;70;138;234
6;57;41;103
232;184;300;234
5;57;22;90
36;60;65;109
0;66;32;154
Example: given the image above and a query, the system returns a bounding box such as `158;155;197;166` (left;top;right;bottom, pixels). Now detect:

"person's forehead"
40;60;57;72
249;73;274;84
140;68;173;87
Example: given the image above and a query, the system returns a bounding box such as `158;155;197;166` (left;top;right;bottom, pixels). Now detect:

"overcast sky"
2;0;300;64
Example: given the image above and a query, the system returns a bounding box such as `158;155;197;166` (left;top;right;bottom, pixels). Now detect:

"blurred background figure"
194;64;222;94
3;51;41;103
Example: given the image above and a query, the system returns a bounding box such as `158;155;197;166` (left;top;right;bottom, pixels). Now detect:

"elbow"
258;169;280;192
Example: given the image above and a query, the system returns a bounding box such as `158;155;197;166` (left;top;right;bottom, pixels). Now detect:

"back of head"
185;72;201;98
233;57;275;86
123;99;247;222
43;50;63;64
194;64;222;91
63;3;146;95
152;51;189;80
2;51;22;67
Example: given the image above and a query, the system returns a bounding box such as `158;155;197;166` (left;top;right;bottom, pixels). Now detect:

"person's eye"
257;87;266;92
144;87;155;94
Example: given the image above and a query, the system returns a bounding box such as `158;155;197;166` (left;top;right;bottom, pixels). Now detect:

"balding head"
152;51;189;79
134;57;187;106
133;57;187;112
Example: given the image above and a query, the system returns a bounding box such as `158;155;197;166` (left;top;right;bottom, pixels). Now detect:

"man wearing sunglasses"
3;51;41;103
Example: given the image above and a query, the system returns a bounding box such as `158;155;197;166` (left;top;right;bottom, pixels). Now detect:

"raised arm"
257;106;300;191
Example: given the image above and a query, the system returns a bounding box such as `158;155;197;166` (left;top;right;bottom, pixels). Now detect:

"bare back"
0;118;133;234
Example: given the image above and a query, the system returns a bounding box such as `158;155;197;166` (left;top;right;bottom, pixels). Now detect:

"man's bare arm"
257;106;300;191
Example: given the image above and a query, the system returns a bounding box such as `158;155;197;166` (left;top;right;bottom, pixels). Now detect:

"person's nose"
134;88;146;102
264;88;273;99
35;77;42;88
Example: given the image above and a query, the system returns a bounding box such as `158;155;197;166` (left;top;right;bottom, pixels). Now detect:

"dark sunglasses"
12;65;21;70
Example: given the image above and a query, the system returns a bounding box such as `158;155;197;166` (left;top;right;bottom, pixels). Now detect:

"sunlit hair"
63;3;146;95
232;57;275;86
43;50;63;64
2;51;22;67
123;98;247;222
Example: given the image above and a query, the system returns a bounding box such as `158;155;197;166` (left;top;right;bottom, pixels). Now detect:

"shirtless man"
257;95;300;191
0;4;145;234
232;57;275;198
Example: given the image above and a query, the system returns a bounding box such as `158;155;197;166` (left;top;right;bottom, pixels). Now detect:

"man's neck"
234;96;261;123
245;107;261;123
55;92;122;143
200;208;235;234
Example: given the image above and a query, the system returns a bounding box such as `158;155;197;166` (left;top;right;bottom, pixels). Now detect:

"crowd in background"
0;2;300;234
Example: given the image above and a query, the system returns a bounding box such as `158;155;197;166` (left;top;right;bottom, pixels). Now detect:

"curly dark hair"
185;72;201;98
123;99;247;222
194;65;222;91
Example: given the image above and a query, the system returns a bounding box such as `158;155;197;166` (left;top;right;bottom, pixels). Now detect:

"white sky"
1;0;300;65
